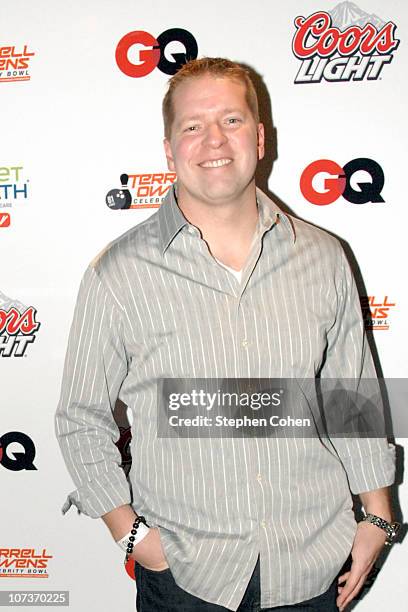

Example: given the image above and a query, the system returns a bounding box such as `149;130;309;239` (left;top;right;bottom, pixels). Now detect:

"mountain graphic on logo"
329;1;386;29
0;291;27;313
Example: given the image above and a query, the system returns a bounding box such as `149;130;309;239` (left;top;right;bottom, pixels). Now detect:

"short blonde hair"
162;57;259;139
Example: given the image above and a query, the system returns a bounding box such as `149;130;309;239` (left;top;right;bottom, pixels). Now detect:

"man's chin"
178;179;253;207
198;182;249;204
198;194;238;207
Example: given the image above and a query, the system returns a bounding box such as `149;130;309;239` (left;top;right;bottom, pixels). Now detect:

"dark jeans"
134;556;340;611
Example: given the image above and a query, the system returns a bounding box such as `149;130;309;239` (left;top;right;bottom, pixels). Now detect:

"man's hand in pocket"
131;527;169;571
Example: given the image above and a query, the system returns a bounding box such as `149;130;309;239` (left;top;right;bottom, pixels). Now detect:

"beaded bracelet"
125;515;149;564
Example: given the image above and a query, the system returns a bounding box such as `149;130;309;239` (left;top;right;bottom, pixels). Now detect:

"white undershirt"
214;258;243;283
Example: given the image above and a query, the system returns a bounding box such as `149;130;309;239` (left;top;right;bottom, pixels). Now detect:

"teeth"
200;158;232;168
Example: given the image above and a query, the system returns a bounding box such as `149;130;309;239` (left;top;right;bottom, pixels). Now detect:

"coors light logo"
293;2;400;83
0;292;40;357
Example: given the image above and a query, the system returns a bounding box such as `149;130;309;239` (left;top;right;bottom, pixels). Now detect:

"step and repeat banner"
1;0;407;610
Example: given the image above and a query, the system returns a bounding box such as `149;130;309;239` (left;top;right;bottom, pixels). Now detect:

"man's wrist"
362;507;392;523
101;504;139;542
359;487;393;523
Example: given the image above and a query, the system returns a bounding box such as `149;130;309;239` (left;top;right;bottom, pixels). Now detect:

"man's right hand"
101;505;169;571
130;526;169;571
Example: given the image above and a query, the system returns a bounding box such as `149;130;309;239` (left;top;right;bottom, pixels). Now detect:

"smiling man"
55;58;397;612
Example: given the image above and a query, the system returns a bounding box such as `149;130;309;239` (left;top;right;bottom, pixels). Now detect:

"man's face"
164;75;264;207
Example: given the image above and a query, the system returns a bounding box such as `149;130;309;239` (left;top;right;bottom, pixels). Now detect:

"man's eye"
227;118;241;124
185;125;199;132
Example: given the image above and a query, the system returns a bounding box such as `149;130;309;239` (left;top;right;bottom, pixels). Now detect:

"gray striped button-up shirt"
55;185;395;610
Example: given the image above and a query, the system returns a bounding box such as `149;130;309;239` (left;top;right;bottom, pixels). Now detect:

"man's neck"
175;183;259;271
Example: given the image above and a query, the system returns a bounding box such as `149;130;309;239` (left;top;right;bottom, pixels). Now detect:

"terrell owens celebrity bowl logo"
0;45;35;83
292;2;400;83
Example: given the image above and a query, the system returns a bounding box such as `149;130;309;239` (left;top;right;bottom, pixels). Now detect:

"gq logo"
0;431;37;471
300;158;385;205
115;28;198;78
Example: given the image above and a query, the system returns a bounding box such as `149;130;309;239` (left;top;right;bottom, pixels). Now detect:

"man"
55;58;396;611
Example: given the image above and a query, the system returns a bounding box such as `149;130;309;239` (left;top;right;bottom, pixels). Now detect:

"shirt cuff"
61;470;132;519
342;442;396;495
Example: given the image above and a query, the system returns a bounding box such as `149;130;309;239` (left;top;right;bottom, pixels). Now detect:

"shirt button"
256;473;262;482
241;339;249;348
260;520;267;528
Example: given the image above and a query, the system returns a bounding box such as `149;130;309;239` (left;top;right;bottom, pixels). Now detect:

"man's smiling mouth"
199;158;233;168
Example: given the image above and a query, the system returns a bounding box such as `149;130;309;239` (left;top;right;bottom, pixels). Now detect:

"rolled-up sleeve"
319;246;396;494
55;263;131;518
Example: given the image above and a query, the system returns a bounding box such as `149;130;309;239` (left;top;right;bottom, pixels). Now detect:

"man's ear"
164;138;175;171
257;123;265;161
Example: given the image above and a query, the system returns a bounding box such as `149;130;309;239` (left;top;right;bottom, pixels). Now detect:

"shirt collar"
157;183;295;255
255;187;296;243
157;184;189;255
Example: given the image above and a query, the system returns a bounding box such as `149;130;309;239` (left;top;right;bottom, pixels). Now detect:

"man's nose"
203;122;228;147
